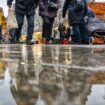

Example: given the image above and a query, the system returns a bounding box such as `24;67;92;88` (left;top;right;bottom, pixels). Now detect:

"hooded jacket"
62;0;88;24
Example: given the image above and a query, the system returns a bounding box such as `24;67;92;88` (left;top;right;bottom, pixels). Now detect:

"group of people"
62;0;95;44
6;0;94;44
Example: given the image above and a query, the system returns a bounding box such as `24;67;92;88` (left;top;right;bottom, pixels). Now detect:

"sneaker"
27;39;35;45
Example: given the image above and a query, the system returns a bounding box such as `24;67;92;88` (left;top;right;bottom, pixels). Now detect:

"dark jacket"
62;0;88;24
7;0;39;15
39;0;59;18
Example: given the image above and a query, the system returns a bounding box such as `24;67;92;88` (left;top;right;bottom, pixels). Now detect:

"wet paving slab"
0;44;105;105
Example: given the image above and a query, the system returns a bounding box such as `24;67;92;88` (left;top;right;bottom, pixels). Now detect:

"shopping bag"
7;9;18;29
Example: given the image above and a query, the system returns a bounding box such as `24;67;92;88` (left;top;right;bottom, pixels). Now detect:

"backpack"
74;0;85;12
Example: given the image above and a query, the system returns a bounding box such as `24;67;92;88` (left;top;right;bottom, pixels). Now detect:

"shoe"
27;39;35;45
62;38;69;44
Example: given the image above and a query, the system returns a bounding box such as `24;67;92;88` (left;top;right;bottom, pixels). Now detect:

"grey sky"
0;0;8;16
0;0;105;17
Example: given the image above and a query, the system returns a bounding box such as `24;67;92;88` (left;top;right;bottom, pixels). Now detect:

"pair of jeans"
42;16;55;41
16;14;35;41
72;24;89;44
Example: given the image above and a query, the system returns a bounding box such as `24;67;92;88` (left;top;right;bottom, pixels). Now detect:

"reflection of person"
62;0;89;44
39;0;59;44
7;0;39;44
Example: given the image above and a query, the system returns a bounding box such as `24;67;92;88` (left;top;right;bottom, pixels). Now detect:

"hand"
84;16;88;20
84;16;89;24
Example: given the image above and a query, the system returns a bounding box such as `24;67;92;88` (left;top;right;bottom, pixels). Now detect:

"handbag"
7;9;18;29
48;0;58;11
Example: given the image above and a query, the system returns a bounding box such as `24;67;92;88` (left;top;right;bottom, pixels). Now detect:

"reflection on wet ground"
0;44;105;105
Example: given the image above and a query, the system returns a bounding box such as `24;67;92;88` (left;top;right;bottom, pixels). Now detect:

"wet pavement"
0;44;105;105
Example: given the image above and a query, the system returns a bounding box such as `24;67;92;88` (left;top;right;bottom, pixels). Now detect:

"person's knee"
43;17;50;26
16;18;23;28
28;19;34;28
18;22;23;29
43;21;49;27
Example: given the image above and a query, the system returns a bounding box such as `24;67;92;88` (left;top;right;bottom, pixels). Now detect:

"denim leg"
79;24;89;44
26;14;35;40
72;24;81;43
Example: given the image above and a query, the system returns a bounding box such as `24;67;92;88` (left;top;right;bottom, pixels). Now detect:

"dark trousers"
60;32;65;41
0;25;2;43
42;16;55;41
72;24;89;44
16;13;34;41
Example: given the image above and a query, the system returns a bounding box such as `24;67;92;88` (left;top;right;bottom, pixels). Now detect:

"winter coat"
62;0;88;24
39;0;59;18
7;0;39;15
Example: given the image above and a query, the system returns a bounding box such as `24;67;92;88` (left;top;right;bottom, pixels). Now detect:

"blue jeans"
16;14;35;41
72;24;89;44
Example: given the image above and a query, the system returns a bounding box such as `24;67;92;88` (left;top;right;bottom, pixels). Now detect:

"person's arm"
62;0;70;18
7;0;14;8
83;0;88;17
56;0;60;10
39;0;46;10
34;0;39;8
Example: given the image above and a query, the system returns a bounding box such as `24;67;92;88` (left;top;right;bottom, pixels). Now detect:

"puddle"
0;45;105;105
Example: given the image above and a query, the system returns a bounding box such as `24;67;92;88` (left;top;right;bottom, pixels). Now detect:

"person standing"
58;22;66;43
7;0;39;44
62;0;89;44
39;0;59;44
